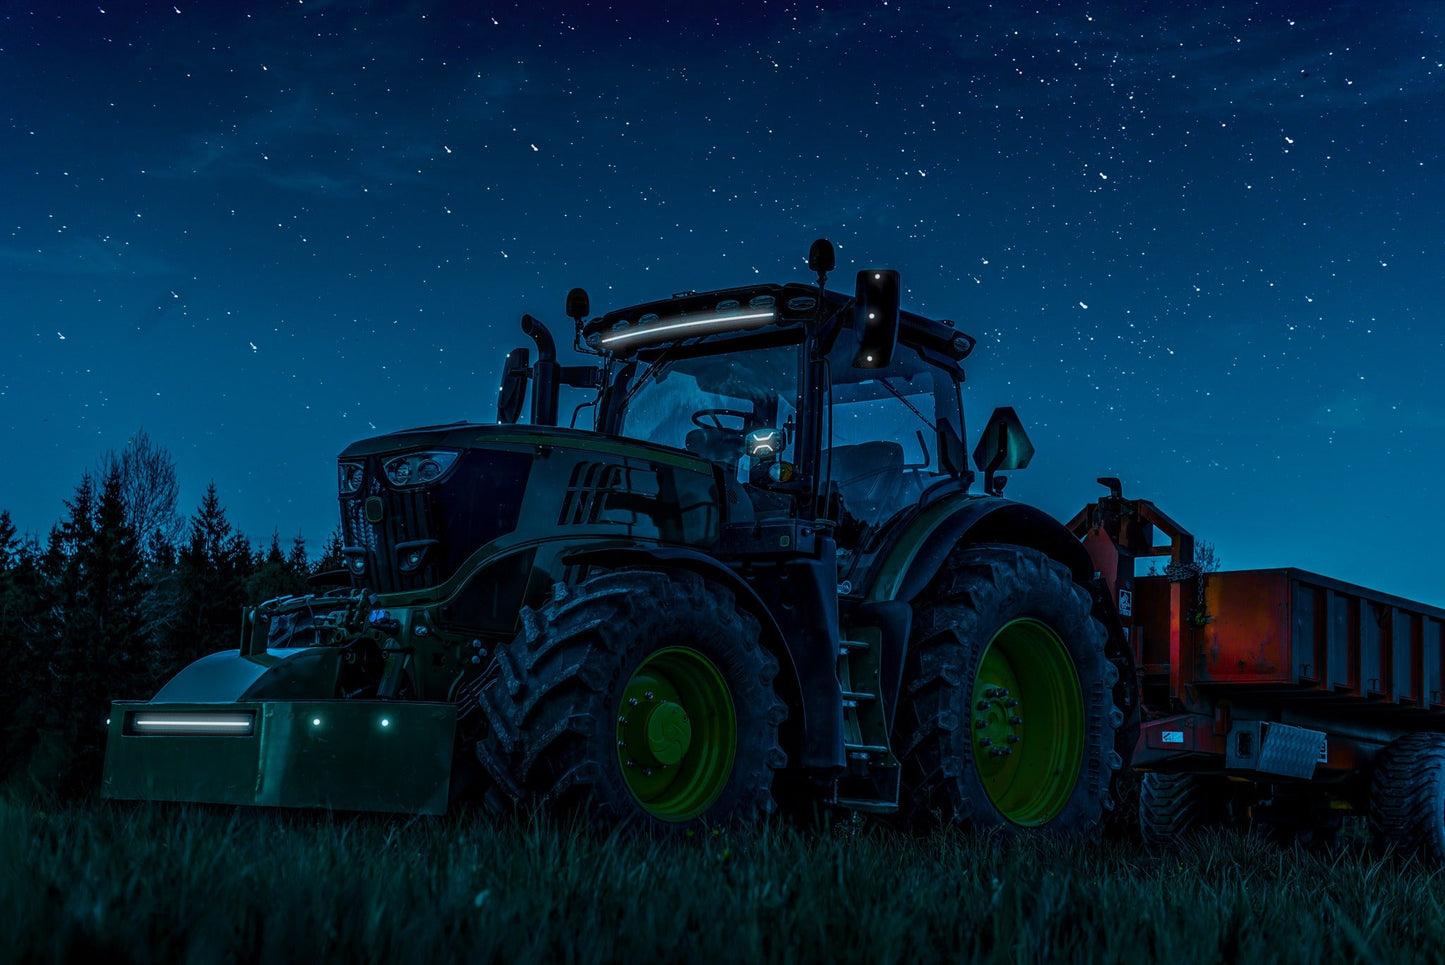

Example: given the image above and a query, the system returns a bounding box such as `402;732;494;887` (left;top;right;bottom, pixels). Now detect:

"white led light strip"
599;309;775;349
132;714;254;735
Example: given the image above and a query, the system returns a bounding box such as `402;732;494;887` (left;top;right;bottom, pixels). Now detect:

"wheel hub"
645;701;692;765
614;647;736;821
969;618;1084;826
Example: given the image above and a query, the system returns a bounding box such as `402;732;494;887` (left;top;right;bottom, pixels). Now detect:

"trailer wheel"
1138;772;1234;847
475;569;786;830
895;544;1121;832
1369;732;1445;862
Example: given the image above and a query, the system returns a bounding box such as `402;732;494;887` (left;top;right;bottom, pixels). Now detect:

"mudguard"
864;494;1095;604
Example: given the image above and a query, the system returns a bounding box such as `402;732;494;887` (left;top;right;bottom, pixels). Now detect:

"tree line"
0;431;344;798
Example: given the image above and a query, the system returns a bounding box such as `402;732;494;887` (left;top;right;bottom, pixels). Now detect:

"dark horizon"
4;2;1443;603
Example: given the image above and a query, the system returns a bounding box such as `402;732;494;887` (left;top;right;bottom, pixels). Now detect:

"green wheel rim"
970;618;1084;826
615;647;736;821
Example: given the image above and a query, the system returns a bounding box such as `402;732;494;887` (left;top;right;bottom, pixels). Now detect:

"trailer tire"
1138;772;1233;848
1369;732;1445;862
894;544;1121;833
475;569;787;830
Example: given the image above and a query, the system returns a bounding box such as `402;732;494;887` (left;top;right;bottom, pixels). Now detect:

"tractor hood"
335;423;720;595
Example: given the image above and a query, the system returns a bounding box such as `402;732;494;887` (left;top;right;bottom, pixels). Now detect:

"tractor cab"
578;265;978;584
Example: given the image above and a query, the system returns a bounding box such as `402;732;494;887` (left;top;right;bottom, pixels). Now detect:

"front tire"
476;569;786;829
895;544;1121;832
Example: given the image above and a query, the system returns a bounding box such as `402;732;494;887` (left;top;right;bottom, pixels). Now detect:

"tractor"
103;239;1138;833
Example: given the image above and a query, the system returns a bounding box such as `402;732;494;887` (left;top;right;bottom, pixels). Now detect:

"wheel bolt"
629;697;639;706
1005;698;1018;708
983;688;997;698
1010;716;1023;725
644;691;655;700
977;700;990;710
975;719;988;729
1007;735;1020;744
617;740;626;748
618;716;629;725
980;737;992;746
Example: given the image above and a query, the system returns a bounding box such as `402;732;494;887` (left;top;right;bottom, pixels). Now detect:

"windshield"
615;339;802;479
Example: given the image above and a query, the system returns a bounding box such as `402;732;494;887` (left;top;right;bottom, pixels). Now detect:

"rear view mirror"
497;347;530;424
853;269;900;369
973;406;1034;495
972;406;1034;472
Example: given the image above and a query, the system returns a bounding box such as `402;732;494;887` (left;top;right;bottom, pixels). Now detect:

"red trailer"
1070;480;1445;857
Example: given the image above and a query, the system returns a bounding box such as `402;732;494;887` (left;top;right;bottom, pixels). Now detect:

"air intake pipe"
521;314;560;426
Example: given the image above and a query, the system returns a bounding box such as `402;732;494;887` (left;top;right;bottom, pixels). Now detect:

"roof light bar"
599;309;776;350
131;712;255;736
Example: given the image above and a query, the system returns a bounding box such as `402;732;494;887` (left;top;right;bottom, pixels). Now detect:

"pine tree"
164;483;256;671
0;511;49;782
315;526;346;575
286;531;309;579
245;528;308;604
31;467;149;797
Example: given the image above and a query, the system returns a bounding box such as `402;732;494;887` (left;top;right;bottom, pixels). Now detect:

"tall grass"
5;788;1444;964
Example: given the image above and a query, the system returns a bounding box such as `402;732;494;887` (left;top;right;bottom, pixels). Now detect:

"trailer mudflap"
101;699;456;814
1225;720;1327;780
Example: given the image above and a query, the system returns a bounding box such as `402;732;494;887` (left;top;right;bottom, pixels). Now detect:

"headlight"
338;461;364;493
382;450;460;488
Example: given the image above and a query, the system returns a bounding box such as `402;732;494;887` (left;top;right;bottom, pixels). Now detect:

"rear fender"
865;495;1094;604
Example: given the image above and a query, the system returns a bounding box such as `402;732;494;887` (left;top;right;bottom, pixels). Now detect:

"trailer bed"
1135;567;1445;708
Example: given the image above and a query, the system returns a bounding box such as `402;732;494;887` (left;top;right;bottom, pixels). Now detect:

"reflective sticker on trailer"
1318;737;1329;763
1161;731;1184;744
1118;589;1133;617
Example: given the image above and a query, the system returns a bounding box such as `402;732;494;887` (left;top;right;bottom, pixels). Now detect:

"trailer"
1070;479;1445;858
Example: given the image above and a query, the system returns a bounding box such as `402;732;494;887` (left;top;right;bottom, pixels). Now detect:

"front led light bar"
599;308;776;350
130;711;256;736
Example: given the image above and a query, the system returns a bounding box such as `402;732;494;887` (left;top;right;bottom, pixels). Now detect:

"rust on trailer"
1136;568;1445;708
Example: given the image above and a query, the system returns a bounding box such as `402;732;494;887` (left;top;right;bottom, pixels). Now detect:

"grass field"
6;787;1444;964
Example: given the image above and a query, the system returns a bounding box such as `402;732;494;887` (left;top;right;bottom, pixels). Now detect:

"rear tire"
1369;732;1445;862
895;544;1121;833
475;569;786;830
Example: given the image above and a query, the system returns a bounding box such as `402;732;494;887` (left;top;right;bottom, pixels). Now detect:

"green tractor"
103;240;1137;833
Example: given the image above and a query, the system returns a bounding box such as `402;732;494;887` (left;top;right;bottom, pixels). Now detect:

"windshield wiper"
618;339;694;413
878;378;937;433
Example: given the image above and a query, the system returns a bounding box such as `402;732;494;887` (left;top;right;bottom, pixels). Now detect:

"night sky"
4;2;1443;605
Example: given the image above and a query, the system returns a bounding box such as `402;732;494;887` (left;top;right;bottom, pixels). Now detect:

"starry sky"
3;1;1443;605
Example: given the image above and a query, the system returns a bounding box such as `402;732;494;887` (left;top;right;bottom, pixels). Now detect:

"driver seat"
829;441;905;521
685;425;743;465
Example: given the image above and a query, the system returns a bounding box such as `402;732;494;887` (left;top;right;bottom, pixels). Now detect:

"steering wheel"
691;408;750;431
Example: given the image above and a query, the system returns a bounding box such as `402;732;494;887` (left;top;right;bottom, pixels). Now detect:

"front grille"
339;449;532;594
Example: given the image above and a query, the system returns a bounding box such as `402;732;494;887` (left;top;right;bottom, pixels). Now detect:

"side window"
826;338;966;525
